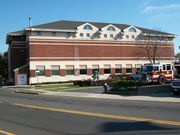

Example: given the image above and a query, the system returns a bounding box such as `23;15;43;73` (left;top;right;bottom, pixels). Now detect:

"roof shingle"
9;20;174;36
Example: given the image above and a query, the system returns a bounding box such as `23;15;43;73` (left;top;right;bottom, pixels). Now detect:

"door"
18;74;27;85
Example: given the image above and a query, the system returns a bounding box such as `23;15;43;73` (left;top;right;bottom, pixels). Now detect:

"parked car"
171;79;180;95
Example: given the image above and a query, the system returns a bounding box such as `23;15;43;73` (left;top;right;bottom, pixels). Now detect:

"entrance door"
18;74;27;85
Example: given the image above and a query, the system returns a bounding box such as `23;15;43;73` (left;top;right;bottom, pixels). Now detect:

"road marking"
13;103;180;127
0;129;14;135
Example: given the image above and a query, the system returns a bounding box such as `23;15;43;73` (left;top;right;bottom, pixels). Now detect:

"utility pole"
28;17;32;27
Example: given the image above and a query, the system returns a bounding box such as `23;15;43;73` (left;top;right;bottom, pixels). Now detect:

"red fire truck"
132;63;174;84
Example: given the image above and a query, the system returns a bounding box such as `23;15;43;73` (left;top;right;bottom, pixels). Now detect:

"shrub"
73;79;113;87
110;80;143;91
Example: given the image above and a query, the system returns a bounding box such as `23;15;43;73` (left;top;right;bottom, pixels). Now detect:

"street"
0;87;180;135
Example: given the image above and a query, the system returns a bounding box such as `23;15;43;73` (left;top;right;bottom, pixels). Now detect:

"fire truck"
131;63;174;84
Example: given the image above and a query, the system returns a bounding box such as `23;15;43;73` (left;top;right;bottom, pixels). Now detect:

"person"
103;83;108;92
92;70;99;81
173;67;177;78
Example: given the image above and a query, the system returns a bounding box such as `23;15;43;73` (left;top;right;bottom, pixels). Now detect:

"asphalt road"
0;87;180;135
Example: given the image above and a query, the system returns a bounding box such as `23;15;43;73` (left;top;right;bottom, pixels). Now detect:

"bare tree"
175;53;180;62
136;33;169;64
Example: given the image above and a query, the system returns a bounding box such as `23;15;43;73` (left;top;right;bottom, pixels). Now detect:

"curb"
14;90;40;95
43;91;180;103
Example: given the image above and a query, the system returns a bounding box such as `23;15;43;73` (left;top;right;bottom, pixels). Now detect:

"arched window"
83;25;93;30
107;26;116;31
129;27;136;32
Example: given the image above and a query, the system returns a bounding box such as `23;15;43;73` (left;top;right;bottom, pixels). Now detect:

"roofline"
143;33;175;38
24;28;76;32
24;28;175;37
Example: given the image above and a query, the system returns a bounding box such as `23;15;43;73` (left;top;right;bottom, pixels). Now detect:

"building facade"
6;20;175;85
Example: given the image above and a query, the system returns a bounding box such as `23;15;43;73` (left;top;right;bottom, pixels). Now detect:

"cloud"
143;3;180;13
139;2;180;20
148;12;179;21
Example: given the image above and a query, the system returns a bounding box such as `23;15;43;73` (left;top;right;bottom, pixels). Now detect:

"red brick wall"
30;70;36;77
60;69;66;76
10;47;27;78
99;68;104;75
75;69;79;76
29;40;174;60
111;68;115;75
121;68;126;75
14;70;18;85
45;70;51;77
87;69;92;75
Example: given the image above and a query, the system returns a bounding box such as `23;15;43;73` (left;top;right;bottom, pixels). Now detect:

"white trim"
29;37;174;44
29;60;174;70
29;57;174;60
25;28;76;32
29;42;173;48
29;59;174;84
143;33;175;38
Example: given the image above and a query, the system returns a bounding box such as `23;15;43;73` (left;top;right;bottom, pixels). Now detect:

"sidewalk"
43;91;180;103
2;85;180;103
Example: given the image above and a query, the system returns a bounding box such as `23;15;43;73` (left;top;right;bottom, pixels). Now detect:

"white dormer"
76;23;99;39
101;24;121;40
122;26;141;41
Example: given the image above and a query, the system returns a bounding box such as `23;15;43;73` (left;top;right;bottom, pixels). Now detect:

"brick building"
6;20;175;85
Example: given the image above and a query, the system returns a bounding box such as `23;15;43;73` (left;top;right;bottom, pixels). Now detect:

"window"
126;35;129;39
107;26;116;31
163;65;166;70
104;34;107;38
80;65;87;75
66;65;74;75
131;35;135;39
51;65;60;76
66;32;71;38
126;64;132;73
153;66;159;71
129;27;136;32
110;34;113;38
52;32;56;36
36;66;45;76
104;65;111;74
167;64;171;70
115;64;122;74
135;64;142;71
83;25;93;30
37;31;41;36
80;33;83;37
92;65;99;75
86;33;90;37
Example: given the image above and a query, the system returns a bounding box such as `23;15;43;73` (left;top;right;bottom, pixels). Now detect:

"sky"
0;0;180;54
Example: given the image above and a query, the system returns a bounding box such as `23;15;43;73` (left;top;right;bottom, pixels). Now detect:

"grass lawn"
34;83;101;92
15;89;45;94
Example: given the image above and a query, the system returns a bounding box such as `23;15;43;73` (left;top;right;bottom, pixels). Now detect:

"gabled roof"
31;20;129;30
7;30;24;36
30;20;173;35
8;20;174;36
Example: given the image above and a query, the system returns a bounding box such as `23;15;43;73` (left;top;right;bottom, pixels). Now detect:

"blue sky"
0;0;180;54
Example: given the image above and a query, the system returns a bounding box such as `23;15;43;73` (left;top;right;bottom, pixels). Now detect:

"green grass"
34;83;101;92
15;89;44;94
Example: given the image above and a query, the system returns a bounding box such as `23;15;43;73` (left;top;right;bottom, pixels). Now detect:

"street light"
35;69;40;87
